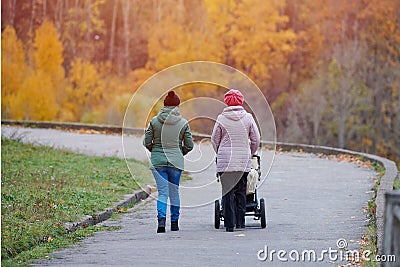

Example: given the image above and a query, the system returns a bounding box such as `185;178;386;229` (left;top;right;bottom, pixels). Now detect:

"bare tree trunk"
64;0;69;28
123;0;131;74
341;16;366;148
131;0;141;68
43;0;47;20
29;0;36;34
177;0;184;24
72;0;79;57
86;0;92;43
109;0;118;63
8;0;17;25
337;99;347;148
153;0;161;23
65;0;69;13
54;0;62;32
85;0;92;60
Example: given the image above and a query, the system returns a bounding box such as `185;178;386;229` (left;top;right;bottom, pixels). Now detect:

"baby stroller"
214;155;267;229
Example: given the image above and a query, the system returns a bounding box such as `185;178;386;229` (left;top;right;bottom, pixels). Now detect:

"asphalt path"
2;126;376;266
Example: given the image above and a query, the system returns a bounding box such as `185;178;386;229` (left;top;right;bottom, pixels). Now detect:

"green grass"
361;163;385;267
394;165;400;190
394;178;400;190
1;225;120;267
1;137;152;266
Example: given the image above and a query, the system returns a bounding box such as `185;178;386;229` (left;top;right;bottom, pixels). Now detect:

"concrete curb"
64;185;155;232
1;119;143;135
1;120;210;142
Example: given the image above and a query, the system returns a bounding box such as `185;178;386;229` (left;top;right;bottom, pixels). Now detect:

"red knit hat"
164;91;180;106
224;89;244;106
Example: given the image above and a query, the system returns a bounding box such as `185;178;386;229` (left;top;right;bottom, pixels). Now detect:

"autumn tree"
2;21;65;121
204;0;297;99
146;0;223;72
18;20;65;121
283;0;325;93
324;32;373;148
18;71;60;121
62;0;105;67
62;58;104;122
358;0;400;160
32;20;64;87
285;76;327;145
1;25;28;119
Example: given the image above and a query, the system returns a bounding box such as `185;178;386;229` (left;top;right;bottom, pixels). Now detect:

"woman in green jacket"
143;91;194;233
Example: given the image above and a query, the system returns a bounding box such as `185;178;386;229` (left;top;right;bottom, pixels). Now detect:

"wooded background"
1;0;399;163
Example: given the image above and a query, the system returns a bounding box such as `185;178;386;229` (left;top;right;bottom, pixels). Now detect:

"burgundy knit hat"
224;89;244;106
164;91;180;106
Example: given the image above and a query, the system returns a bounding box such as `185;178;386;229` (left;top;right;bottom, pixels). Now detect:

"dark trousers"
219;172;248;228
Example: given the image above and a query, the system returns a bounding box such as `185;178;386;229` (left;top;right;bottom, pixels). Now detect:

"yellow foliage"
231;0;296;82
362;137;373;148
63;58;104;121
1;26;28;118
122;93;163;128
12;71;59;121
126;68;157;93
146;2;225;72
2;22;64;121
62;0;105;61
204;0;297;84
33;20;65;86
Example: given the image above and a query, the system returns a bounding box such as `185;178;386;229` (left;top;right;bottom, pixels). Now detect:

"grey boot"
157;218;166;233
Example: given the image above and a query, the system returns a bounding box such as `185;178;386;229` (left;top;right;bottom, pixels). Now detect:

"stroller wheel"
260;198;267;228
214;200;221;229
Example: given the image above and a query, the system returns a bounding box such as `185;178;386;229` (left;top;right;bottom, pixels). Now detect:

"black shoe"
171;220;179;231
157;227;165;233
226;227;234;232
236;224;245;229
157;218;166;233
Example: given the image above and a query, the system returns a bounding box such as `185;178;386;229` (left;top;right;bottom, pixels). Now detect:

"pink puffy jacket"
211;106;261;172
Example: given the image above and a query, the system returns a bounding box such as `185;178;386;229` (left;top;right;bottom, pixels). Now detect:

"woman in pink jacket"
211;89;261;232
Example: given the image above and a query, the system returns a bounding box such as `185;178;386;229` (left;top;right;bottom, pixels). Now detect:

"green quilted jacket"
143;106;194;170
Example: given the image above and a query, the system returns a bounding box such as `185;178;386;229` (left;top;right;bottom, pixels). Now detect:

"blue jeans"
152;166;182;221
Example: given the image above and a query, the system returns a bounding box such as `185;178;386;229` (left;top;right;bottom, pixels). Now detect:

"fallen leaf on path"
235;234;245;237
